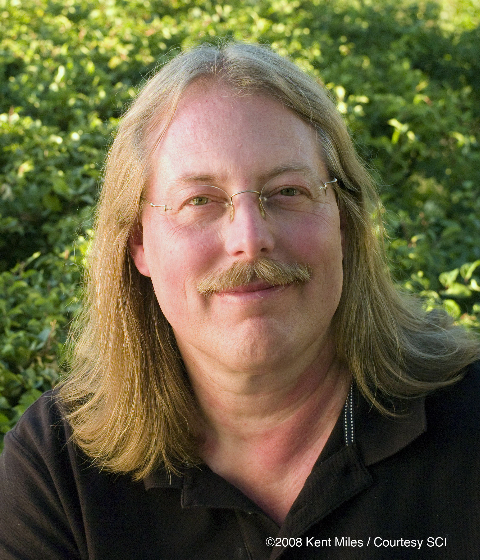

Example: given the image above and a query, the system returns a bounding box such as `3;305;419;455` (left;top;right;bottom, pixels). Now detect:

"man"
1;42;479;559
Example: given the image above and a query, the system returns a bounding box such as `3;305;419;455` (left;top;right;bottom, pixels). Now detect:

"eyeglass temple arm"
324;178;338;187
147;202;172;211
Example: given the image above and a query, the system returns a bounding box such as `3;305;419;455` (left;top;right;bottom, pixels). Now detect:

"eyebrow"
169;163;322;188
261;164;320;183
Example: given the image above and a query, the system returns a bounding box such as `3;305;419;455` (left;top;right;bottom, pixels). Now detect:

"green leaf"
42;193;62;212
460;260;480;282
439;269;459;288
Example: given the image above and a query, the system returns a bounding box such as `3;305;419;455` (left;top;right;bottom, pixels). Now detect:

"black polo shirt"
1;362;480;559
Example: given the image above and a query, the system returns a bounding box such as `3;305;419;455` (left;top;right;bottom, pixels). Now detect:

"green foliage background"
1;0;479;447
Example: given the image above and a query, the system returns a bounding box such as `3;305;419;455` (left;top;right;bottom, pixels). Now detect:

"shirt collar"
144;386;427;492
354;389;427;466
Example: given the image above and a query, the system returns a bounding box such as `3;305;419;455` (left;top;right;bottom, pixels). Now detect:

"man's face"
130;82;344;374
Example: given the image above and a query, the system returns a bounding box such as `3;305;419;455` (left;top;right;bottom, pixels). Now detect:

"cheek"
288;209;343;263
142;222;221;311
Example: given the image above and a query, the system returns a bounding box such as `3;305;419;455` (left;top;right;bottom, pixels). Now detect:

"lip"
217;280;289;298
223;279;276;293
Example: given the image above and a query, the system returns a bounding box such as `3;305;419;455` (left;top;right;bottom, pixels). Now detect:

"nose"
223;191;275;259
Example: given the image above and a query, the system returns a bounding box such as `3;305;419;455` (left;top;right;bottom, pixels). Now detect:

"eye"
189;196;210;206
279;187;300;197
272;186;312;198
263;184;316;207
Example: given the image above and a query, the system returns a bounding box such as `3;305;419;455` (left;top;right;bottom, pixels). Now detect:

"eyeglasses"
144;178;338;229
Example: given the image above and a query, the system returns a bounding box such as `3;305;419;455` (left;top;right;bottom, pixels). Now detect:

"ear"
129;222;151;277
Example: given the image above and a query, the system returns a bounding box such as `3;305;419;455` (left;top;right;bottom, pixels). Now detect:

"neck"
197;353;348;450
185;341;351;524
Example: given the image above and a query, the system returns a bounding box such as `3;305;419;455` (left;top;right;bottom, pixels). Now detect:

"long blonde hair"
59;42;480;479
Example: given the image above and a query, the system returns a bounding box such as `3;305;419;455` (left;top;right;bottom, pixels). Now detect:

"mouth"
218;279;286;295
197;258;311;297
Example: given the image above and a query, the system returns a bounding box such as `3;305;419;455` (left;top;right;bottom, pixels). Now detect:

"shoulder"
0;390;81;504
357;361;480;467
426;360;480;426
420;360;480;459
2;390;70;464
0;392;87;558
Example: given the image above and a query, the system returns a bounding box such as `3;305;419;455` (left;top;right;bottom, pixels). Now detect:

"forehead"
149;82;327;190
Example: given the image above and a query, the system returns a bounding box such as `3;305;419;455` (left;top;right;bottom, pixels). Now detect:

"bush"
0;244;86;442
1;0;479;449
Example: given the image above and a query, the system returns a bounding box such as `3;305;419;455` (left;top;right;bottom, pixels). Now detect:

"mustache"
197;258;312;297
